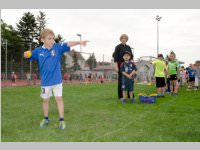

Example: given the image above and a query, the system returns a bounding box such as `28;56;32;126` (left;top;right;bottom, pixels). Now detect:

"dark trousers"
118;71;123;99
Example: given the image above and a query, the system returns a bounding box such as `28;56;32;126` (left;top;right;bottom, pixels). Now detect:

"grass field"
1;82;200;142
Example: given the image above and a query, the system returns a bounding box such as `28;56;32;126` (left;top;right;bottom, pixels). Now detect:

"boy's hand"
80;40;89;46
127;74;132;79
24;50;32;58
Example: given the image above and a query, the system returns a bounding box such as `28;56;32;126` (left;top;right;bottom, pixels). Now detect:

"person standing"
120;51;137;104
167;51;180;96
11;72;17;86
24;28;89;130
151;54;168;97
194;62;200;90
112;34;133;100
33;73;37;85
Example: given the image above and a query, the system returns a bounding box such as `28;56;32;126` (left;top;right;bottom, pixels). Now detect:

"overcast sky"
1;9;200;65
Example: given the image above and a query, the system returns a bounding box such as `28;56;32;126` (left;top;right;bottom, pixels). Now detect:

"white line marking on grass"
92;120;134;141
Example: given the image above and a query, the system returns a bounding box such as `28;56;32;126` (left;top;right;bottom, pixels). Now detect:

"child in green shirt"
167;51;180;96
151;54;167;97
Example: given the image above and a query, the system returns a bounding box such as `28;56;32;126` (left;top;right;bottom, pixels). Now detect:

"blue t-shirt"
187;68;196;78
120;61;137;84
30;43;70;86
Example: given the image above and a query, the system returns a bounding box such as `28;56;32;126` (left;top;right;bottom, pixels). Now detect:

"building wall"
136;60;154;82
65;54;89;70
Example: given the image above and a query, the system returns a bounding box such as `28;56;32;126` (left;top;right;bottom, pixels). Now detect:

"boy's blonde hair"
195;60;200;66
40;28;55;40
169;51;176;59
120;34;129;42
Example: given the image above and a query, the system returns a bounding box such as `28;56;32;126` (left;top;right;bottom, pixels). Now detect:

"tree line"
1;11;97;79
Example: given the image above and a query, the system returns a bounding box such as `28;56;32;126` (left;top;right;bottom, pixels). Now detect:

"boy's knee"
43;99;49;103
55;97;63;102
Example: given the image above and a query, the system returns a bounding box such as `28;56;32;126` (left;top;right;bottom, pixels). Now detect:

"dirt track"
1;79;115;87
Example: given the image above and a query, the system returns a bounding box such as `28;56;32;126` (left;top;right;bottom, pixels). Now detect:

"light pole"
77;34;82;53
29;43;32;81
156;15;162;56
5;39;8;80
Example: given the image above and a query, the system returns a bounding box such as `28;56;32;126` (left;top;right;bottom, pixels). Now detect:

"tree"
17;12;38;48
55;34;64;43
16;12;38;77
86;53;97;70
70;51;81;72
55;34;67;74
36;11;48;46
1;19;23;76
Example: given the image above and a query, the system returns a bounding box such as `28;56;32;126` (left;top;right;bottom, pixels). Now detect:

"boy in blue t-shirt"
120;51;137;104
187;64;196;89
24;28;88;129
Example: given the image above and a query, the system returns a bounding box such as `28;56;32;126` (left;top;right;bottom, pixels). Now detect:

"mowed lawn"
1;82;200;142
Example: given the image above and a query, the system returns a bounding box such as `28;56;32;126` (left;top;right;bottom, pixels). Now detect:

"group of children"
23;27;199;129
119;50;183;105
120;49;200;103
152;51;200;98
152;51;180;97
185;63;200;90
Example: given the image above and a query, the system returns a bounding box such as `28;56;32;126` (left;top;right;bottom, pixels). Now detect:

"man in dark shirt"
112;34;133;99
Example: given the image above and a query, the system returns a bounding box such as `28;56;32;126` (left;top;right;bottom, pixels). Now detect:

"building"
135;56;156;82
94;59;117;80
64;49;90;71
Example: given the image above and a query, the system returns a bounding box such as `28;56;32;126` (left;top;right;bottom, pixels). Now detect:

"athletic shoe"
40;119;49;128
120;98;124;101
173;93;178;96
59;121;66;130
161;94;165;97
122;99;126;104
130;98;135;103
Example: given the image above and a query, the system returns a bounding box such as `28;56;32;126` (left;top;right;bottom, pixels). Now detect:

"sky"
1;9;200;65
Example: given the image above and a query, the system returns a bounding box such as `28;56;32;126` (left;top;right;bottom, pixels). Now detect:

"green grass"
1;82;200;142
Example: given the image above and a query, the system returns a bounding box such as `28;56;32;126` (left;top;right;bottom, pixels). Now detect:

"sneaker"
120;98;124;101
59;121;66;130
173;93;178;96
40;119;49;128
170;92;174;96
161;94;165;97
130;98;135;103
122;99;126;104
157;94;162;98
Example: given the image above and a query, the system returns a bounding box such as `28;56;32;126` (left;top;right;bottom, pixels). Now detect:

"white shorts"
40;83;63;99
195;77;199;87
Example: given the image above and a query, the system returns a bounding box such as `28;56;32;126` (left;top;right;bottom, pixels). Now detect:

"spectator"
33;73;37;85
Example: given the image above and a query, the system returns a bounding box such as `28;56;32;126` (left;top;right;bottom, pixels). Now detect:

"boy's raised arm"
67;40;89;47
